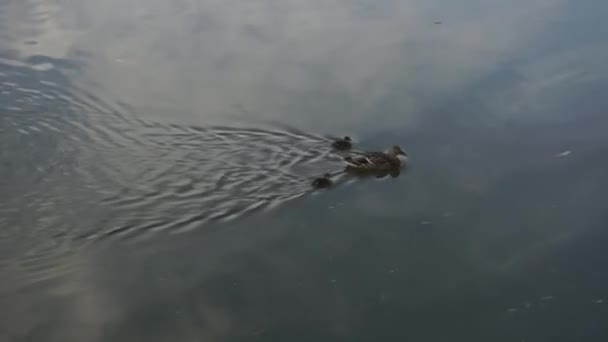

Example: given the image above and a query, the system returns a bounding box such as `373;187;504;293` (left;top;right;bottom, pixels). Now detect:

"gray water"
1;0;608;341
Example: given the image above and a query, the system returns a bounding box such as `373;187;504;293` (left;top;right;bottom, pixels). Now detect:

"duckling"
344;146;408;172
331;136;352;150
312;173;333;189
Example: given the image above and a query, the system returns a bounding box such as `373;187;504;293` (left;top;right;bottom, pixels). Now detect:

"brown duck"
344;146;408;171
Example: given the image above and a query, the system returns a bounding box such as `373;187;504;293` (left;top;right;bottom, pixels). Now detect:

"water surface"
1;0;608;341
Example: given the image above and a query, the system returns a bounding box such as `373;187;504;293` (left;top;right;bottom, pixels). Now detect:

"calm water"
2;0;608;341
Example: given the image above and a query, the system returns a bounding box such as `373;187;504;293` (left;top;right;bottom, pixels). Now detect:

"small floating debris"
507;308;519;313
434;21;442;25
593;299;604;304
420;221;432;225
541;295;554;301
556;150;572;158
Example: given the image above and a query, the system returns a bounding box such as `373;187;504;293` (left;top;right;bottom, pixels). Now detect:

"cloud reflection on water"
4;0;608;341
3;0;569;133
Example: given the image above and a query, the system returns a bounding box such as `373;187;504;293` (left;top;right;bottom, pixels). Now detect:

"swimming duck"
312;173;333;189
331;136;352;150
344;146;408;172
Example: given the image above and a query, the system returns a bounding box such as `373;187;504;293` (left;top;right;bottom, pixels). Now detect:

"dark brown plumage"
312;173;333;189
331;136;352;150
344;146;408;171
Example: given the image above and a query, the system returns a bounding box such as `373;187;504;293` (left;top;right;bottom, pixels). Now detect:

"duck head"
387;146;407;158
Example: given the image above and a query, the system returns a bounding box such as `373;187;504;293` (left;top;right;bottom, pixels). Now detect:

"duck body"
344;146;407;172
312;173;333;189
331;136;352;151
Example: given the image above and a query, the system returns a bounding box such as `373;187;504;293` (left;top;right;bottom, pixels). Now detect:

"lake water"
1;0;608;341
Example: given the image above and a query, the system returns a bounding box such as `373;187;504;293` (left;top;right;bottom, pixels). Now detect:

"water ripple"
2;73;340;234
85;120;336;239
1;53;345;290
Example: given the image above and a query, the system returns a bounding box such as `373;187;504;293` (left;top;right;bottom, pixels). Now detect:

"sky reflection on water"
1;0;608;341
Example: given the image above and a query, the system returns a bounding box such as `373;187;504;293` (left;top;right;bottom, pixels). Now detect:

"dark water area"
2;0;608;341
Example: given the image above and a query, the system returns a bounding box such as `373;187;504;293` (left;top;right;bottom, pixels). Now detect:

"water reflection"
1;0;577;132
2;0;608;341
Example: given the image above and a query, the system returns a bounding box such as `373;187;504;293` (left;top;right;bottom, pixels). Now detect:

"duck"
331;136;352;150
344;146;408;172
312;173;333;189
